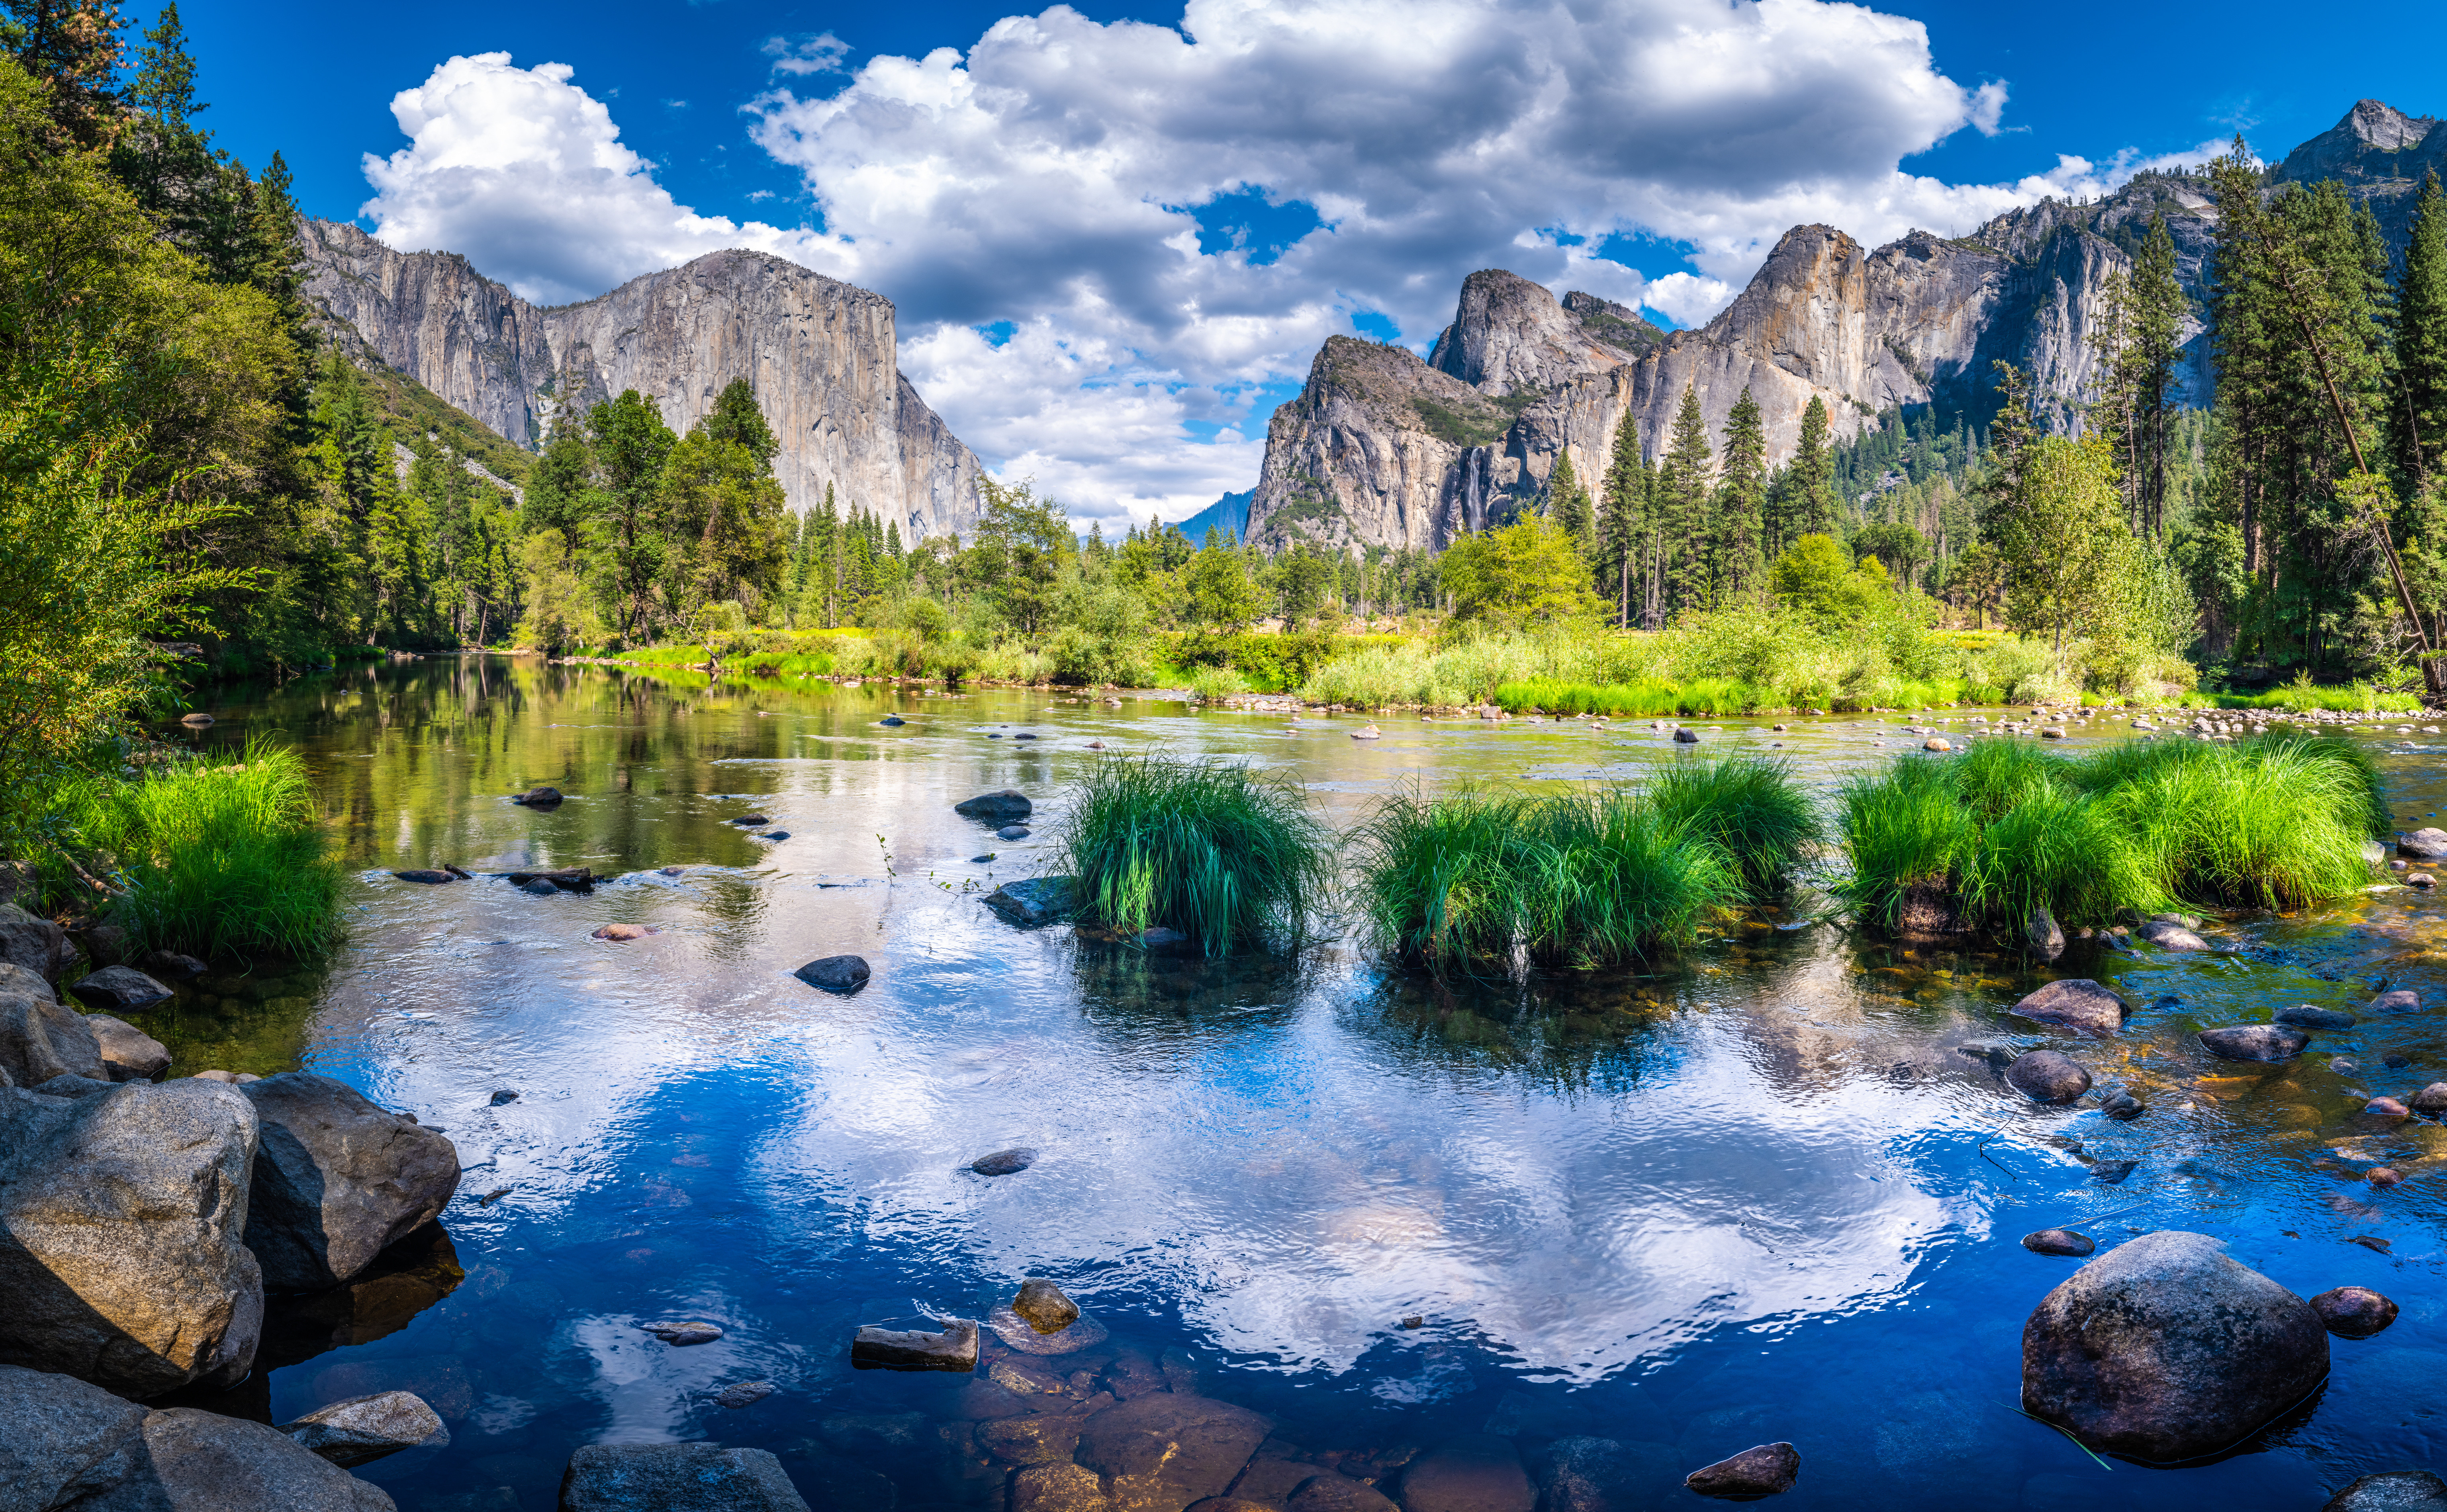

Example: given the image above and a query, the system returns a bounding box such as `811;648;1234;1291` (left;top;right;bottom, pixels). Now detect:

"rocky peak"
2277;100;2446;187
1427;269;1626;393
1562;290;1664;356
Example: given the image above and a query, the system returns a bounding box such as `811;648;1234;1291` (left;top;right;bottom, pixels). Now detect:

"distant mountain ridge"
1244;99;2426;554
1168;489;1251;544
297;221;985;541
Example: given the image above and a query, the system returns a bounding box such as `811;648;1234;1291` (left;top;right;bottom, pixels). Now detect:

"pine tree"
1714;387;1767;601
4;0;127;147
1790;396;1836;540
1547;449;1594;559
1596;409;1643;627
2129;215;2190;536
1659;385;1715;610
2394;170;2447;495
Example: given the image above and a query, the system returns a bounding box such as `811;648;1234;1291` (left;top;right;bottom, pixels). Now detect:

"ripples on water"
138;661;2447;1508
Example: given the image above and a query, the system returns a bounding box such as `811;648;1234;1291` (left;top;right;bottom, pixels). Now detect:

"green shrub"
70;739;343;960
1644;754;1820;895
1059;755;1333;956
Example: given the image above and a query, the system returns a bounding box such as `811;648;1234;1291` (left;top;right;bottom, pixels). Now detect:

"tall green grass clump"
1645;754;1821;894
71;740;343;959
2083;734;2384;909
1354;780;1748;972
1059;756;1332;957
1833;758;1981;932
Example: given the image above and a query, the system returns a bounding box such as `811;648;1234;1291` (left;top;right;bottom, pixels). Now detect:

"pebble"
2365;1097;2412;1119
592;923;656;941
971;1147;1037;1176
641;1320;724;1346
2310;1285;2399;1338
713;1380;776;1408
2022;1228;2096;1257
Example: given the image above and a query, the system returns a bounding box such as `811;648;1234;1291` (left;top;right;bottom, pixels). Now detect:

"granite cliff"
299;220;984;540
1248;100;2428;552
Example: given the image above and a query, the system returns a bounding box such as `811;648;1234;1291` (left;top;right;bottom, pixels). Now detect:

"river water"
145;659;2447;1510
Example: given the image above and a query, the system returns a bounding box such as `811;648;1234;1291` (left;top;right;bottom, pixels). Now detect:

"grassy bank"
55;740;345;960
1836;731;2386;935
1059;756;1332;957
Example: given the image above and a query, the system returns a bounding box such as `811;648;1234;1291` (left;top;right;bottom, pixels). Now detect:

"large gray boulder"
0;1362;152;1510
955;790;1033;822
240;1073;461;1292
279;1390;446;1468
2398;827;2447;859
66;966;172;1014
0;968;105;1086
558;1443;810;1510
0;1080;263;1395
74;1407;396;1511
0;903;70;982
2021;1230;2328;1462
86;1015;170;1082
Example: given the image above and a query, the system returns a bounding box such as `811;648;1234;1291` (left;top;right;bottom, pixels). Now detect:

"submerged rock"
1077;1393;1273;1512
955;790;1033;822
2024;1229;2096;1257
2324;1471;2447;1512
0;1080;263;1395
2366;1097;2412;1119
879;716;905;727
2009;979;2125;1037
1683;1443;1800;1499
391;870;454;885
1012;1463;1113;1512
850;1318;979;1372
2005;1050;2092;1104
67;965;172;1013
1398;1435;1534;1512
2397;827;2447;858
591;923;655;941
2199;1025;2310;1062
988;1303;1109;1356
1012;1278;1081;1335
559;1443;810;1511
1286;1473;1401;1512
2371;989;2422;1014
713;1380;775;1408
2020;1230;2328;1462
998;824;1032;841
279;1391;446;1467
640;1320;723;1346
2100;1089;2146;1120
793;955;871;994
240;1073;462;1292
2310;1286;2398;1339
2277;1005;2357;1031
971;1146;1037;1176
511;786;563;807
985;877;1077;927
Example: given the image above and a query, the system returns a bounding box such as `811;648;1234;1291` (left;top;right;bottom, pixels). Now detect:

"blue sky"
163;0;2447;526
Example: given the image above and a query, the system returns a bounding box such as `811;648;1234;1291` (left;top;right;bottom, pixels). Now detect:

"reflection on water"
116;660;2447;1508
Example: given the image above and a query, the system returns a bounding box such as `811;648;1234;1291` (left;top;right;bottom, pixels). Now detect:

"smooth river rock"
1400;1434;1535;1512
2397;827;2447;858
794;955;871;994
557;1442;811;1511
2370;989;2422;1014
1683;1442;1800;1498
0;1079;263;1395
985;877;1078;927
1076;1393;1272;1512
2137;919;2210;951
2310;1286;2399;1339
955;790;1033;822
2005;1049;2092;1104
511;786;564;807
2023;1229;2096;1257
279;1390;447;1467
0;969;106;1086
972;1146;1037;1176
2325;1471;2447;1512
2021;1230;2329;1462
2008;979;2126;1037
240;1073;462;1292
2277;1005;2358;1031
65;965;173;1014
2199;1025;2310;1062
86;1013;171;1081
1012;1277;1082;1334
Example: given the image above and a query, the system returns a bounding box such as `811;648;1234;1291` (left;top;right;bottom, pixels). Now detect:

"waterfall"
1459;445;1491;533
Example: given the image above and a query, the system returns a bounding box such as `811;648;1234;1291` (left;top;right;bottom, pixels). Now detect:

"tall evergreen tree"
1788;396;1836;541
2394;170;2447;495
1546;449;1594;559
585;391;678;638
2129;215;2190;536
1659;385;1715;609
1714;387;1767;602
4;0;126;147
1596;410;1643;627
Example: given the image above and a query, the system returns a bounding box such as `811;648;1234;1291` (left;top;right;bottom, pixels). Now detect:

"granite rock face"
0;1080;264;1395
239;1073;462;1292
1427;270;1645;393
0;969;106;1086
299;221;983;541
78;1407;399;1511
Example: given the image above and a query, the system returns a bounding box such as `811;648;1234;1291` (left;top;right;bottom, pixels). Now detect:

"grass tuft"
1058;754;1332;957
1644;754;1821;895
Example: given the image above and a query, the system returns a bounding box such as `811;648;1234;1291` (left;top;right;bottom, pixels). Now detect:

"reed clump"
1058;755;1332;957
1354;755;1813;971
67;739;344;959
1836;730;2385;933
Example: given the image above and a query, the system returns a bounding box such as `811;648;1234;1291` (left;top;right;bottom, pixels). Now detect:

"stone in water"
641;1320;724;1345
1012;1277;1081;1335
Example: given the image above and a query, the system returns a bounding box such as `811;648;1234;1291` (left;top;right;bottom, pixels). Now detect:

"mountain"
1169;489;1251;545
297;221;985;540
1245;100;2425;553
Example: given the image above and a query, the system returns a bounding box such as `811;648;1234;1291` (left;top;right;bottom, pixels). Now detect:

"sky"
166;0;2447;531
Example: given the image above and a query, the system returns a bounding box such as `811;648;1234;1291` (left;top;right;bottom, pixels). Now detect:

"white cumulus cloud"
358;4;2222;528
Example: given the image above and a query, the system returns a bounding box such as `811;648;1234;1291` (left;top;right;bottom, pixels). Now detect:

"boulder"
2004;1050;2092;1104
971;1146;1037;1176
2020;1230;2329;1462
279;1390;446;1467
1672;728;1700;744
2199;1025;2309;1062
2025;906;2063;960
511;786;564;807
2008;980;2126;1037
0;1361;152;1510
239;1073;462;1292
985;877;1077;927
1286;1474;1400;1512
988;1303;1109;1356
2023;1229;2095;1257
2410;1082;2447;1113
86;1014;170;1082
2397;827;2447;858
640;1320;724;1345
558;1443;810;1511
794;956;870;995
66;966;172;1013
2277;1005;2357;1031
505;867;593;892
0;1079;263;1395
1013;1277;1081;1334
390;870;454;885
2371;989;2422;1014
850;1318;979;1371
0;902;70;982
1076;1393;1272;1512
2325;1472;2447;1512
1682;1442;1800;1498
2138;919;2210;951
76;922;132;969
2310;1286;2398;1340
1398;1434;1534;1512
955;790;1033;822
0;976;106;1086
74;1407;397;1511
140;950;207;981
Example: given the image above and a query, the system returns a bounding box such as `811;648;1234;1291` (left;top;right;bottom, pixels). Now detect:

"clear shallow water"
139;662;2447;1510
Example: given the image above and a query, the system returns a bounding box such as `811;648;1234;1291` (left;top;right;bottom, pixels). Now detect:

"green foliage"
1643;753;1821;894
1440;511;1601;632
1059;755;1333;957
1832;759;1980;932
1353;783;1740;971
64;740;343;959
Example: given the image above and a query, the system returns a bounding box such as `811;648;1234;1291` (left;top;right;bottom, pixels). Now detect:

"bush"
1059;755;1333;956
67;740;343;960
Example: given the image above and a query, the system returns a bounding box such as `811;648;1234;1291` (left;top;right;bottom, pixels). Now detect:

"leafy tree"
1273;543;1335;628
1185;539;1262;629
662;395;789;622
523;423;591;554
1987;436;2148;652
583;391;677;638
973;477;1071;635
1770;534;1883;626
1946;541;2004;629
1439;512;1599;632
1852;521;1930;592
